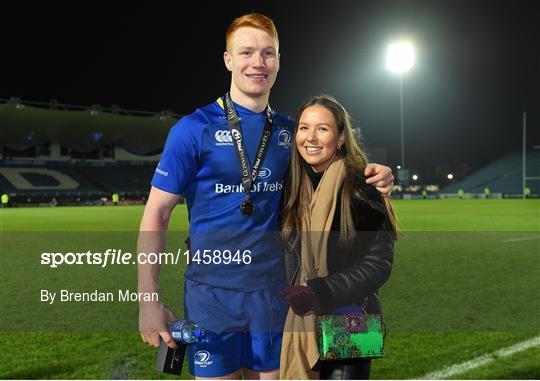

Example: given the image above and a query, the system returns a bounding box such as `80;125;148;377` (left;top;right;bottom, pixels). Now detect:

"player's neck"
229;88;269;114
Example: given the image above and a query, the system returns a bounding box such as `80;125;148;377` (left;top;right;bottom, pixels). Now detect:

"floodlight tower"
386;41;415;171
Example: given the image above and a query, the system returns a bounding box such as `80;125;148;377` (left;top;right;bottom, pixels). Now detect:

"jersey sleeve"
151;114;203;195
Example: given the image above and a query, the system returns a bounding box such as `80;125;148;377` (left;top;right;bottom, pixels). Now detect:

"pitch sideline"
420;334;540;379
502;236;540;242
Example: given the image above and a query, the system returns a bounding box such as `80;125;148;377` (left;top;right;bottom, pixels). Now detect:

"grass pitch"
0;199;539;379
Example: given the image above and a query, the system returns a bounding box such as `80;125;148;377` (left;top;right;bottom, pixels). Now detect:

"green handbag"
316;306;385;360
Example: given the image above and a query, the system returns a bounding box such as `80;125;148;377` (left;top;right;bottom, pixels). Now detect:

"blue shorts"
184;278;288;377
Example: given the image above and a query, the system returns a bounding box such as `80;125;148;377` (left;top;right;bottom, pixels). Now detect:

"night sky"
2;0;539;182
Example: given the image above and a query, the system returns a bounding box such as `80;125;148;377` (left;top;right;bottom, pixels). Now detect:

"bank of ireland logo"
278;130;291;148
215;130;233;146
258;167;272;179
194;350;213;367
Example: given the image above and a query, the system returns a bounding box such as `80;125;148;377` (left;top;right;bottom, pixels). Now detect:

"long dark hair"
281;95;397;251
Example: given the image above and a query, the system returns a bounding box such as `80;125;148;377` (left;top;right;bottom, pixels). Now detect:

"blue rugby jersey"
151;97;294;291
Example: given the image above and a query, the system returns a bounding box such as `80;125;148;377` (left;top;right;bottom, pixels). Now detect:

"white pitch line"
503;236;540;242
421;335;540;379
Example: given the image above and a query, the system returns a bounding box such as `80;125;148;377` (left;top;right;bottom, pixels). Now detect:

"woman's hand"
281;285;319;316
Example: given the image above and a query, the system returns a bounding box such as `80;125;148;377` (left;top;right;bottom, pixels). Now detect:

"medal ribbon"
223;92;273;208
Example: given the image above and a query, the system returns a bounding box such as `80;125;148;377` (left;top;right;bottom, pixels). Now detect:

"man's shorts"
184;278;289;377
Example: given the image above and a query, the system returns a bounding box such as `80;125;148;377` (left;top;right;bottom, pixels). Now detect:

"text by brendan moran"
40;289;159;304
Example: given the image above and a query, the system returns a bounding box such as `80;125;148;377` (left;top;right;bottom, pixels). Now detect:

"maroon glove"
281;285;319;316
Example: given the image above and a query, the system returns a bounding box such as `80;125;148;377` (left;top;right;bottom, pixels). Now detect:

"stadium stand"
0;98;180;205
0;99;178;155
442;152;540;195
0;161;159;196
0;164;95;195
76;163;158;194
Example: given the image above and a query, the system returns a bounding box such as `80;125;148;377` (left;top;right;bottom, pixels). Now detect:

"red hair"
226;13;279;53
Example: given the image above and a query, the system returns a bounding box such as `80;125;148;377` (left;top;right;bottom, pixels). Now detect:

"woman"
279;95;397;379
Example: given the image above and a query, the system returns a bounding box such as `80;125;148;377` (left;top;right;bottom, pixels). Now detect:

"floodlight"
386;41;415;74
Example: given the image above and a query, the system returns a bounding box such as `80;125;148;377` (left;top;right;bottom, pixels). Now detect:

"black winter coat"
283;169;395;315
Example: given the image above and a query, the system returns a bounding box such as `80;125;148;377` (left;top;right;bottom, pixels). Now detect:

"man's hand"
364;163;394;197
139;301;178;349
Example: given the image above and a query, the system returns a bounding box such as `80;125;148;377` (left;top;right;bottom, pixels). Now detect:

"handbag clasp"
344;313;365;332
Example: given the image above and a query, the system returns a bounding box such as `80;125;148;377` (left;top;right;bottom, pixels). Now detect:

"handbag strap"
362;295;387;339
361;296;368;308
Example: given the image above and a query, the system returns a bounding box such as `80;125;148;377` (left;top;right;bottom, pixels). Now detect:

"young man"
138;13;394;379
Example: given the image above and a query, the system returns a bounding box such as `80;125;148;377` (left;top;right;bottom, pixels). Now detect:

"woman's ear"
338;133;345;148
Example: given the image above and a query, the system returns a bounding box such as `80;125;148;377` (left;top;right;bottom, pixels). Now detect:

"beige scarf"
280;159;346;379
